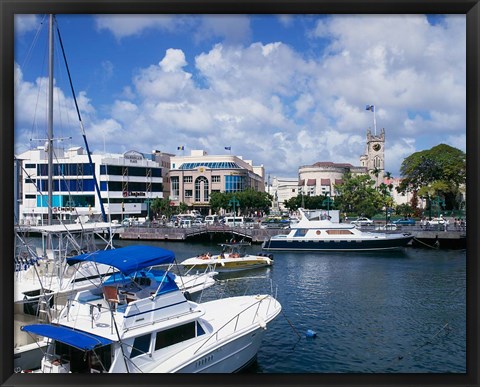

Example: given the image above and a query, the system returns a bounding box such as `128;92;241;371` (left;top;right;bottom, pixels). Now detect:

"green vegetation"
333;172;391;218
397;144;466;212
283;194;335;212
209;189;273;215
150;198;187;219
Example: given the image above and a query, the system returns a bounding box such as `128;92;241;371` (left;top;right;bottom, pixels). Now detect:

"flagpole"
373;107;377;136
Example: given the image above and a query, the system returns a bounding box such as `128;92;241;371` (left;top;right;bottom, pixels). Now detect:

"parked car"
427;217;449;226
192;219;205;227
242;217;256;229
392;218;416;226
375;223;397;231
350;217;373;226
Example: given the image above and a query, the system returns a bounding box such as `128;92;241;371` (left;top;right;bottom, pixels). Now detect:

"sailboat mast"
47;14;54;225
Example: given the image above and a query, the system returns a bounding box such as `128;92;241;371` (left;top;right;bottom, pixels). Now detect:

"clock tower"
359;127;385;187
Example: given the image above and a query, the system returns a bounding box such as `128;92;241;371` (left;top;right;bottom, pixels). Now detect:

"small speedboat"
180;242;274;273
21;245;281;373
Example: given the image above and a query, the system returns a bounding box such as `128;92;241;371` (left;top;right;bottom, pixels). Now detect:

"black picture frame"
1;1;479;387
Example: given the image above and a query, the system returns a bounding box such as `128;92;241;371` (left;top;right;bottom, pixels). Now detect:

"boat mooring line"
412;237;440;250
392;321;451;366
282;310;301;339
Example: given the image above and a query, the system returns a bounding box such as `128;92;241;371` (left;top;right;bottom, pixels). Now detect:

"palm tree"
369;167;381;188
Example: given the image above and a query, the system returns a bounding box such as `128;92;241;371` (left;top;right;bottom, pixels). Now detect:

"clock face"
373;143;381;151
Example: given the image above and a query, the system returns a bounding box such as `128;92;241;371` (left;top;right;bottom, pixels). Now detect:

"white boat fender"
258;316;266;329
306;329;317;338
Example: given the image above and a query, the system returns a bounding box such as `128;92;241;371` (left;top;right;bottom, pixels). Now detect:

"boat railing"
193;294;278;355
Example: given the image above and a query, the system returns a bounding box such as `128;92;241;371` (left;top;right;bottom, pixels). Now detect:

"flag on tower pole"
366;105;377;135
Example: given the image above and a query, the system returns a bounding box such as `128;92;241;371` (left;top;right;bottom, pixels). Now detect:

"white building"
16;146;164;224
269;176;300;212
298;162;367;197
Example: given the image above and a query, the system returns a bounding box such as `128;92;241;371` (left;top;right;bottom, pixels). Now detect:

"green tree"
283;194;335;212
209;190;273;215
398;144;466;211
150;197;174;219
236;189;272;215
334;172;383;218
209;192;229;214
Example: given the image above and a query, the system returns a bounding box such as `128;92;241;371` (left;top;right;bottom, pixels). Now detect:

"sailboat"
13;15;218;371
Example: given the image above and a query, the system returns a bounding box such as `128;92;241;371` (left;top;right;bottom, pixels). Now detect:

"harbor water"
114;239;466;374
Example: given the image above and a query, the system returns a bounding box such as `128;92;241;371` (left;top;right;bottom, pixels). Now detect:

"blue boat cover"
21;324;112;350
66;245;175;275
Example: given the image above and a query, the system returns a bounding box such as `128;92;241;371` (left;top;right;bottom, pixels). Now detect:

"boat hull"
262;235;413;251
174;326;267;373
182;261;271;273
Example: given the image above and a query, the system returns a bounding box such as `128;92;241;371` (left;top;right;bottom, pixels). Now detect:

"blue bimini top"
21;324;112;351
66;245;175;275
103;269;180;294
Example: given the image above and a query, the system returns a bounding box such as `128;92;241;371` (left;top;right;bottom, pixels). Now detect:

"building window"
171;177;179;198
185;190;193;198
183;176;193;183
225;175;245;193
180;162;240;170
195;176;209;202
212;176;221;183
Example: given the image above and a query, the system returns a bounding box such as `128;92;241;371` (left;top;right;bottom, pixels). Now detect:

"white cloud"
159;49;187;72
193;15;251;45
15;15;41;35
14;63;96;154
15;15;466;179
94;15;181;40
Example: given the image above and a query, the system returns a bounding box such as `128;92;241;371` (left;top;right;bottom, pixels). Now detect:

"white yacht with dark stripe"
262;208;413;252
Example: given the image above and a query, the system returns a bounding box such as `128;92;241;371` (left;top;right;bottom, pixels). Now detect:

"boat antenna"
55;19;108;222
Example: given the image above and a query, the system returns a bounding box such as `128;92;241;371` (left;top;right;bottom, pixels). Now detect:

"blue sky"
14;14;466;178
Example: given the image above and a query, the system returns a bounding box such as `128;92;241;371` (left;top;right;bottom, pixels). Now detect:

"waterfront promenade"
119;223;466;249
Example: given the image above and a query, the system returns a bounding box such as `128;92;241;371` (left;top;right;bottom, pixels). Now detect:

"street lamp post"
228;196;240;227
145;198;153;221
432;195;445;217
322;192;334;219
